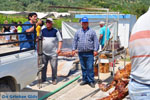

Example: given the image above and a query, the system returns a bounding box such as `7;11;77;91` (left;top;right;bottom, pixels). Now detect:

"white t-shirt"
129;8;150;84
42;27;62;56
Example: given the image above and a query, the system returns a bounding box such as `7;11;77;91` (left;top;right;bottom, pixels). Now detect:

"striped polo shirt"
129;9;150;84
42;27;62;56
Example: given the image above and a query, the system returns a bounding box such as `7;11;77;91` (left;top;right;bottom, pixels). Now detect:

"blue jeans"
78;51;94;83
128;79;150;100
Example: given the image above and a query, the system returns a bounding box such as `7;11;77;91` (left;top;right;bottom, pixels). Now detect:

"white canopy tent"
62;21;117;40
0;11;70;19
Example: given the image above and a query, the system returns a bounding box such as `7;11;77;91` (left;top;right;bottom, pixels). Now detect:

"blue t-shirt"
19;21;35;50
100;25;110;46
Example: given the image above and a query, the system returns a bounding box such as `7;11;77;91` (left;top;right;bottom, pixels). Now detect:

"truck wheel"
0;84;12;92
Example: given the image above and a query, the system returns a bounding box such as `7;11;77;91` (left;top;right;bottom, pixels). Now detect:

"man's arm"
99;34;103;42
56;30;63;54
72;32;78;55
26;20;42;33
93;31;99;56
57;41;62;54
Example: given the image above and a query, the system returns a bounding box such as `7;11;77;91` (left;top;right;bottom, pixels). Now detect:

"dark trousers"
41;54;58;82
78;51;94;83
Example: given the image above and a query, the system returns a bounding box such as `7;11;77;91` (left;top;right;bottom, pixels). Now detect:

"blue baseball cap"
81;17;88;22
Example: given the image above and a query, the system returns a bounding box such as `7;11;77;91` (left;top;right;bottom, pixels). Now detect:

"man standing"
99;21;110;49
19;13;42;50
72;17;99;88
128;9;150;100
41;18;62;85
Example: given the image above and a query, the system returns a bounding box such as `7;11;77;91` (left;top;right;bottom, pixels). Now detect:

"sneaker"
52;80;57;85
89;83;95;88
29;82;35;86
26;85;32;89
80;81;88;86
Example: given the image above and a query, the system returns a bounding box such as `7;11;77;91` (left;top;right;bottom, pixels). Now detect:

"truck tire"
0;84;12;92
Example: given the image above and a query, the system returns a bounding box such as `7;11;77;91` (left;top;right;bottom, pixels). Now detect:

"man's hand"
72;50;77;56
94;51;98;56
36;19;42;26
57;49;61;54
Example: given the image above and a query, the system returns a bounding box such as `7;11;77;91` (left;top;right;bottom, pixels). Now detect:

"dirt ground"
21;60;130;100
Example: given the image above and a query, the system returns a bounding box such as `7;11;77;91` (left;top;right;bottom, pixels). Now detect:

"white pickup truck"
0;23;39;92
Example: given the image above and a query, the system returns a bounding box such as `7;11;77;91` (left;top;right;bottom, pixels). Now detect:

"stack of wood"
99;54;109;73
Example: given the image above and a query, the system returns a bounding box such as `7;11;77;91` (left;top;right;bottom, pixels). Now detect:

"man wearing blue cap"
72;17;99;88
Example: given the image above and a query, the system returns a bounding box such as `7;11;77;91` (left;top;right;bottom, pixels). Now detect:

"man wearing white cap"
41;18;63;85
99;21;110;49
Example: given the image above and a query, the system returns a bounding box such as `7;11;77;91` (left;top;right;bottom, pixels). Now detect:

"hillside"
0;0;149;17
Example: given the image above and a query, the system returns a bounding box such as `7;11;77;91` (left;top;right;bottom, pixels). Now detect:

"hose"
38;75;80;100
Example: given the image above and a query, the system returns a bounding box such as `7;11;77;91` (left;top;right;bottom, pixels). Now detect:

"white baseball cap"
99;21;105;25
46;18;53;22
